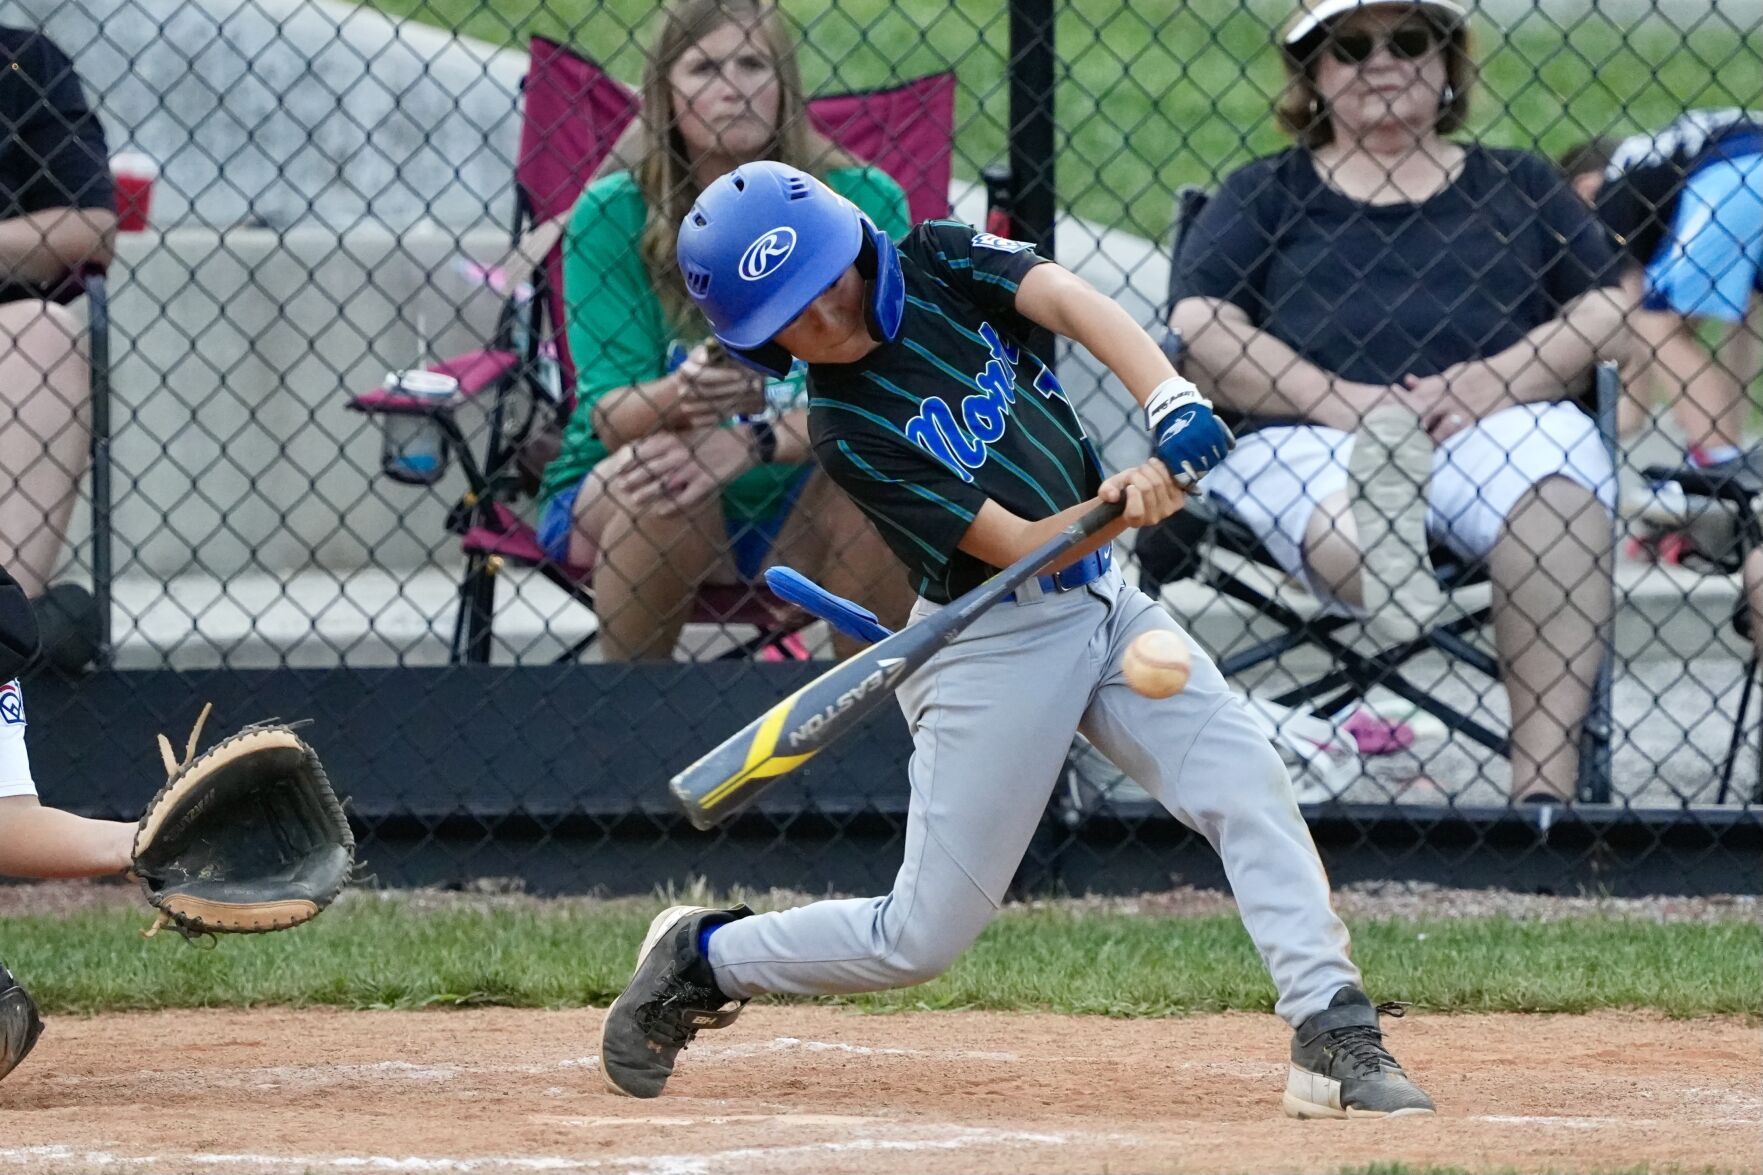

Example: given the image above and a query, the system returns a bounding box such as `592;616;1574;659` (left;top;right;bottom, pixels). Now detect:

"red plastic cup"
110;152;157;232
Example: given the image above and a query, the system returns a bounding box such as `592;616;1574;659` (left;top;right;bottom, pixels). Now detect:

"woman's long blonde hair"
612;0;857;332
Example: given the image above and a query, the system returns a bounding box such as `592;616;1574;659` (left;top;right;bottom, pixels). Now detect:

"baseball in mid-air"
1123;629;1191;698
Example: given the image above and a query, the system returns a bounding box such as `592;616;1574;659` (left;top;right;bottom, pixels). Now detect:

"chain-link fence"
3;0;1759;895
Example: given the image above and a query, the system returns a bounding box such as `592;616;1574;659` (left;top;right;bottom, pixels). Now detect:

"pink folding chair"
349;37;955;664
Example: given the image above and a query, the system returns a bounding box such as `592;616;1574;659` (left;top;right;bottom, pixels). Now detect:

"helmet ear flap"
855;219;904;344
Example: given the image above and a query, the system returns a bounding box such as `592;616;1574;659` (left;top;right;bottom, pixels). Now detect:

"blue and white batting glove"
1146;376;1235;488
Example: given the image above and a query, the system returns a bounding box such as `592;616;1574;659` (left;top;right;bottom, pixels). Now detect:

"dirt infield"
0;1007;1754;1174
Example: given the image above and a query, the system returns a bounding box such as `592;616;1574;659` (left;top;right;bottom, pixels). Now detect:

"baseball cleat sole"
1283;1064;1436;1119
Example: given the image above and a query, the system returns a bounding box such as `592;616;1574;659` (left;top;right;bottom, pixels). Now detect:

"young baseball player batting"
598;161;1434;1118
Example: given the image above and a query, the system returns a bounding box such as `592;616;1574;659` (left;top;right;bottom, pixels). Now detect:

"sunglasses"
1326;24;1441;65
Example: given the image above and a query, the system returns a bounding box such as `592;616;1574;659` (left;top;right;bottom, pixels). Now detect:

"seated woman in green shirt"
536;0;913;661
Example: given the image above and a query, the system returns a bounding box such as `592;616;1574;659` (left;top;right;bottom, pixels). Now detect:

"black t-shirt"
1595;109;1763;268
0;26;112;301
1171;145;1618;431
809;221;1104;603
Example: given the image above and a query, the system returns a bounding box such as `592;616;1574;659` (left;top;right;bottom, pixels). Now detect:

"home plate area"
0;1006;1752;1174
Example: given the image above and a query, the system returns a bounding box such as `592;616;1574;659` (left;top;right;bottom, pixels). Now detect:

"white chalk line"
48;1059;469;1093
1173;1059;1285;1080
0;1124;1085;1174
698;1036;1020;1062
529;1113;880;1129
1474;1114;1759;1129
1675;1084;1763;1118
46;1037;1019;1094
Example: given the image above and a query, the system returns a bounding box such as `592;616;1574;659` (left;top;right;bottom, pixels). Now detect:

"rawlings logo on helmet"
739;227;798;281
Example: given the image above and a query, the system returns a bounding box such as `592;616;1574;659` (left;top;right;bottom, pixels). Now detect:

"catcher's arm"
0;667;136;878
0;797;133;878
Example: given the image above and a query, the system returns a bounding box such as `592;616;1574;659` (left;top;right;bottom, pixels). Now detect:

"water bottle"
380;370;459;485
534;339;563;404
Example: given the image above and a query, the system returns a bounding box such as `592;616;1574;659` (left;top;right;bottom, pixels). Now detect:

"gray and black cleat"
1285;986;1435;1118
0;962;43;1083
599;904;752;1098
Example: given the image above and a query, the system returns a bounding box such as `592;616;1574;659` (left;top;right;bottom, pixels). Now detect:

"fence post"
86;270;113;665
1007;0;1057;261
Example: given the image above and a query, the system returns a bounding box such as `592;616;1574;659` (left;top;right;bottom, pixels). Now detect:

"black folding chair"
1638;462;1762;802
1138;187;1617;803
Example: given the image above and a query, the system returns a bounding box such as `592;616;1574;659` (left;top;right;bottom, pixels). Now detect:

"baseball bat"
670;500;1125;829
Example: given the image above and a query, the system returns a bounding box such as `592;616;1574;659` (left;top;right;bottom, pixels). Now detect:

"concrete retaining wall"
98;223;512;581
0;0;525;231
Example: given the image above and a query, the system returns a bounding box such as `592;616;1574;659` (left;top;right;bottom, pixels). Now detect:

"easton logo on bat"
786;657;909;750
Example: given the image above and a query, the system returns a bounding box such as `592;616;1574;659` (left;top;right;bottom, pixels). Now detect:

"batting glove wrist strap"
1143;376;1207;432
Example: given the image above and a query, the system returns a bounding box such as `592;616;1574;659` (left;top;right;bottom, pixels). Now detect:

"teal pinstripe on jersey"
809;222;1102;603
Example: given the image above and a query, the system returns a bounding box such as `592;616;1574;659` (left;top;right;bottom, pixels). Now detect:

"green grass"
356;0;1760;238
8;898;1758;1017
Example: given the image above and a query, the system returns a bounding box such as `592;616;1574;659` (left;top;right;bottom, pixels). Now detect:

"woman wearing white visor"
1170;0;1630;805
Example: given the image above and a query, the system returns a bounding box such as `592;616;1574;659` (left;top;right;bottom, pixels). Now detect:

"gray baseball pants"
705;568;1360;1026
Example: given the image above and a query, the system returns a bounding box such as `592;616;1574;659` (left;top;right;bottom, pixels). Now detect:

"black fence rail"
0;0;1758;894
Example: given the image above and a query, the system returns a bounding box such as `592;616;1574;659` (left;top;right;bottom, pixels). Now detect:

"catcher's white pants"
706;570;1361;1028
0;681;34;798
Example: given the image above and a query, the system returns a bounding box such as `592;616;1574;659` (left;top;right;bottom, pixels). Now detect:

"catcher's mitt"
133;704;354;938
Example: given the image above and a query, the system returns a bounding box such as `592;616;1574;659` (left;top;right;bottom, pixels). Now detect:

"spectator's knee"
1168;298;1214;344
33;300;81;342
798;472;859;529
584;449;685;525
595;474;647;518
1540;473;1608;519
0;302;87;393
0;299;80;347
1506;475;1612;552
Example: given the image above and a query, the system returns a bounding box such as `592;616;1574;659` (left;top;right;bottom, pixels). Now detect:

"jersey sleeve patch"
0;682;23;726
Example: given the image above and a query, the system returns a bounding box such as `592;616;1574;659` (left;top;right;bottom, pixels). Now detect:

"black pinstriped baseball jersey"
808;221;1104;604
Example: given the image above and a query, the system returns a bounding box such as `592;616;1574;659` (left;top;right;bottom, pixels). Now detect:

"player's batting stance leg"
598;162;1433;1118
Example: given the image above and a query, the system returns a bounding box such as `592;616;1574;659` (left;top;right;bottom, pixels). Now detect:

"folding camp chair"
349;37;955;665
1640;462;1763;802
1136;187;1618;803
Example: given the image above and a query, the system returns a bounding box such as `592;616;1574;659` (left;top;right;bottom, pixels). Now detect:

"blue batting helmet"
677;161;904;378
